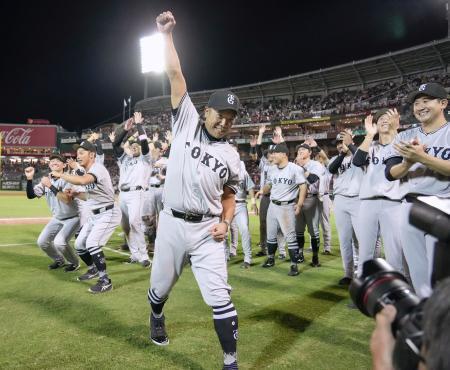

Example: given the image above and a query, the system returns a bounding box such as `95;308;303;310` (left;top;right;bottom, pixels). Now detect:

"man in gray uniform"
24;154;80;271
147;11;241;370
294;143;326;267
385;82;450;298
113;112;151;267
51;140;121;294
328;131;363;285
261;143;307;276
353;108;407;276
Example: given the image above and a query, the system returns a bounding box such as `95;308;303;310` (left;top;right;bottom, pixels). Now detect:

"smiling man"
384;82;450;298
146;11;241;370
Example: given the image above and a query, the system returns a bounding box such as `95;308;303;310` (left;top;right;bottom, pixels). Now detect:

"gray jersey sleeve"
86;163;115;208
171;93;199;137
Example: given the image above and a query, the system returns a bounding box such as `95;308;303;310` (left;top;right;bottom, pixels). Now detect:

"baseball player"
147;12;241;370
352;108;407;277
384;82;450;298
294;143;326;267
261;143;307;276
227;147;257;269
328;131;363;285
24;154;80;271
51;140;121;294
112;112;151;267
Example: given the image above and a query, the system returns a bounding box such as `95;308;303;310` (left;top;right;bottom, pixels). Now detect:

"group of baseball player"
24;10;450;370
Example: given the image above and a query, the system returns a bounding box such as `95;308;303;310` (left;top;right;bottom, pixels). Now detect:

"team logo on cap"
419;84;427;91
227;94;235;105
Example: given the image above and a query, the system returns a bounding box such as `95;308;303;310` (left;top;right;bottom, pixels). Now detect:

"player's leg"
229;216;238;257
263;203;279;267
84;207;122;293
294;204;307;263
120;192;138;262
276;229;286;259
235;204;251;266
333;195;355;284
304;197;321;267
37;218;65;268
320;194;332;253
278;204;301;276
379;200;404;274
189;218;238;369
355;199;381;276
127;191;150;265
257;194;270;256
148;210;190;345
53;217;80;270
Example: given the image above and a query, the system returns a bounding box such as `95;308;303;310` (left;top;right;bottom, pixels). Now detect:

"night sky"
0;0;447;132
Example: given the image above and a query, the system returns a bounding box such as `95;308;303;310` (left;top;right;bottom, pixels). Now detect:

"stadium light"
140;33;165;74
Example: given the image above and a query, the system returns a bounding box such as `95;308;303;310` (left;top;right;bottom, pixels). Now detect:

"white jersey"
268;162;306;202
385;123;450;197
235;161;255;201
328;154;362;196
259;156;271;188
85;162;116;209
33;177;79;219
319;168;333;196
302;159;325;195
163;93;241;216
357;142;409;200
118;152;152;189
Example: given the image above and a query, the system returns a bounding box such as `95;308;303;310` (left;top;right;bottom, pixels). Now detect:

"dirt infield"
0;217;51;225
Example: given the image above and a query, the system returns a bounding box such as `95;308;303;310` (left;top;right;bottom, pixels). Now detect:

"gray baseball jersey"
259;156;271;187
328;154;362;196
385;124;450;196
235;161;255;201
162;93;241;216
33;178;78;219
85;163;116;209
268;162;306;201
319;168;332;196
118;152;152;189
302;159;325;195
357;142;409;200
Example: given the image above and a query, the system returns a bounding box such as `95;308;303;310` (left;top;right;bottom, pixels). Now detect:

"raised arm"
156;11;186;109
354;115;377;167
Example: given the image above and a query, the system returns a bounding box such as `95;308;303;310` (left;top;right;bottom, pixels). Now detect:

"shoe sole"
64;265;80;273
88;285;113;294
261;265;274;268
77;272;99;281
151;338;170;346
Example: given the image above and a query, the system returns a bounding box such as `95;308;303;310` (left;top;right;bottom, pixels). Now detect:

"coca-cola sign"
0;124;57;148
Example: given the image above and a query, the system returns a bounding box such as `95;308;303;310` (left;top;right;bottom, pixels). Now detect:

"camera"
350;196;450;368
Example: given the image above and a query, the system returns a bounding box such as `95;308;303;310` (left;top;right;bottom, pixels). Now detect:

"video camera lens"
349;259;421;333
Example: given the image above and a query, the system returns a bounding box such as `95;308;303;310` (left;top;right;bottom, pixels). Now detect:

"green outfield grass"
0;191;50;218
0;194;373;369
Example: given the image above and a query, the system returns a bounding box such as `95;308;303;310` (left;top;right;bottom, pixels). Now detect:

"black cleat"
278;254;286;260
261;257;275;268
309;261;321;267
255;250;267;257
240;262;251;269
77;267;99;281
150;313;169;346
288;264;300;276
141;260;151;268
64;264;80;272
338;277;352;286
48;260;65;270
89;277;113;294
124;258;138;265
323;250;332;255
296;251;305;264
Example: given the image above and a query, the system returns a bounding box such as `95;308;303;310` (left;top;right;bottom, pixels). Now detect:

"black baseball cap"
153;141;163;150
296;143;311;152
207;90;240;113
49;153;66;163
73;140;96;152
373;108;390;123
332;134;343;145
407;83;448;103
271;143;289;154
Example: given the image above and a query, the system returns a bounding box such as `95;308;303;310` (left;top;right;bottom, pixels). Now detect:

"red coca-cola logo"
1;128;33;145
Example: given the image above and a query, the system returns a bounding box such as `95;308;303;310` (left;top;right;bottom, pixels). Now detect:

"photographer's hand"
371;305;397;370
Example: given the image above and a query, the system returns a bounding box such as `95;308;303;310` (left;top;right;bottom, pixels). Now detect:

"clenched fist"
24;167;35;180
156;11;176;34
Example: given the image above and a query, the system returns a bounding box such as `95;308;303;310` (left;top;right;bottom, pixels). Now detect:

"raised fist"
24;167;35;180
156;11;176;34
134;111;143;125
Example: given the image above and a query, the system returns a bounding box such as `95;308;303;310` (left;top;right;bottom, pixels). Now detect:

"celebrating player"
146;11;241;370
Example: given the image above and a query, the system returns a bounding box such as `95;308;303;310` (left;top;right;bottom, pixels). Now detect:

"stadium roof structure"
136;37;450;113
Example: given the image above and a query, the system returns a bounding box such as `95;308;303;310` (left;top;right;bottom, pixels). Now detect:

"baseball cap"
407;83;448;103
207;90;240;113
296;143;311;152
153;141;163;150
73;140;96;152
271;143;289;155
331;134;344;145
373;108;390;123
49;153;66;163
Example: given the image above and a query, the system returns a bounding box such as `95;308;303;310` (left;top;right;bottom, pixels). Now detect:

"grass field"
0;192;373;369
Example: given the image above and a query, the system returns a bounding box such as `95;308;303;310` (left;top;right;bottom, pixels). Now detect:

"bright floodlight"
140;33;165;74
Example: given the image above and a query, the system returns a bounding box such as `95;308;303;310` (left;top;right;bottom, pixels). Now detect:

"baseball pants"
37;216;80;265
150;209;232;307
229;203;252;264
120;190;149;262
319;194;332;252
142;187;164;242
259;194;270;249
295;195;320;246
356;199;404;276
333;194;360;278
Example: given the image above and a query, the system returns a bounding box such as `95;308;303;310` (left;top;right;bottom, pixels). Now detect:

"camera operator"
384;82;450;298
370;277;450;370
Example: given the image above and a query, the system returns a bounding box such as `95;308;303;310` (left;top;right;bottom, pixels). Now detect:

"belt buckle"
97;207;106;213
